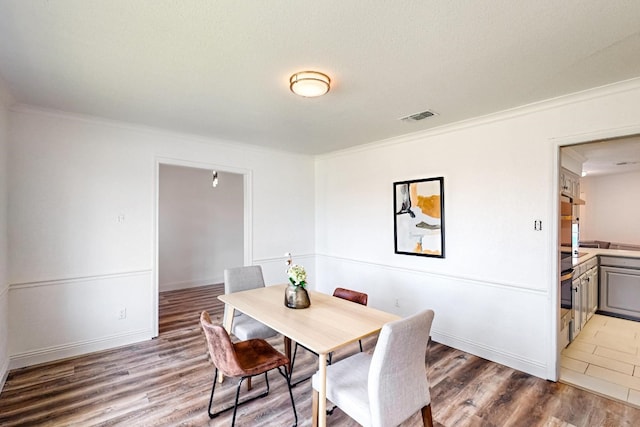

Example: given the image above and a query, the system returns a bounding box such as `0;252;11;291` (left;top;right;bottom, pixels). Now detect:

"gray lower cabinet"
580;274;589;330
572;276;584;339
587;266;598;319
599;256;640;320
571;258;598;341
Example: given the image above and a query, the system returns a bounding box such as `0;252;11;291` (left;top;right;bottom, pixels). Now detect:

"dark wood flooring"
1;284;640;426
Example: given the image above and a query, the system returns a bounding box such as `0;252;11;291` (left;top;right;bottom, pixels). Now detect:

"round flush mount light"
289;71;331;97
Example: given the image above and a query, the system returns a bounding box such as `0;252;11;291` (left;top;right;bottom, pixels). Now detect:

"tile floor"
560;314;640;407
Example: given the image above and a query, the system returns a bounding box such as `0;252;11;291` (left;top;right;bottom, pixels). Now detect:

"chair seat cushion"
232;313;277;341
233;338;289;377
312;352;372;427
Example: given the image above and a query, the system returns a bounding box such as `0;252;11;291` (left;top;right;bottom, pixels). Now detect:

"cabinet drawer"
600;256;640;269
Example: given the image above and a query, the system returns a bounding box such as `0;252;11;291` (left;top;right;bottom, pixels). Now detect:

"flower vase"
284;284;311;309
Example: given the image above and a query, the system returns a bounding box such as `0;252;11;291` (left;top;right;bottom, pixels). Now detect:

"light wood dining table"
218;284;399;427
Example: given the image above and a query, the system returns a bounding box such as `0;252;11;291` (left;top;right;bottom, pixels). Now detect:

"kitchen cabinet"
599;256;640;321
587;265;598;319
571;257;598;340
560;168;580;199
572;275;587;339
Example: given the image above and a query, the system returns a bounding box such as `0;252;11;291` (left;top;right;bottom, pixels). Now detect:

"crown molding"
317;77;640;161
9;104;312;159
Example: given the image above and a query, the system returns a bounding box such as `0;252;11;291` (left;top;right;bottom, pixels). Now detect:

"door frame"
151;156;252;337
549;124;640;380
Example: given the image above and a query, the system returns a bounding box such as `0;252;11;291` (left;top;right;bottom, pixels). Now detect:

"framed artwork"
393;177;445;258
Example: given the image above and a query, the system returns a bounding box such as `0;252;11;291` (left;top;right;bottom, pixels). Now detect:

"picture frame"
393;177;445;258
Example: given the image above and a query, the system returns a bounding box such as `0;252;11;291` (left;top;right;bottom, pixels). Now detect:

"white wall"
159;166;243;291
579;171;640;245
7;108;315;368
5;79;640;380
315;79;640;379
0;76;12;389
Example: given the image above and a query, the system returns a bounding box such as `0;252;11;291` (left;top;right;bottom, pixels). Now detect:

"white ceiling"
1;1;640;154
565;136;640;177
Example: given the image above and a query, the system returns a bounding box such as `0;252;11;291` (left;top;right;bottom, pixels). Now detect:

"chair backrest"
200;311;245;377
333;287;368;306
224;265;265;294
367;309;434;427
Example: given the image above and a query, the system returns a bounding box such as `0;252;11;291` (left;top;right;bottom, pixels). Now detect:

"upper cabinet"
560;167;581;200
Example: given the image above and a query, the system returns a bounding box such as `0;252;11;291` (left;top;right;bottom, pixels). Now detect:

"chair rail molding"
315;253;550;379
9;269;152;290
8;269;154;369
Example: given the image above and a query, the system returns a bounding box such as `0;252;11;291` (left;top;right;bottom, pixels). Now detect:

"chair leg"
284;336;292;372
207;368;219;418
278;366;298;427
207;370;270;422
231;377;244;426
232;375;271;426
421;404;434;427
358;339;363;353
290;342;300;376
291;342;321;384
246;376;252;391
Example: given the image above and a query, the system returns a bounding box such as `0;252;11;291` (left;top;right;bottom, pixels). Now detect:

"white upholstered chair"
311;309;435;427
224;265;278;341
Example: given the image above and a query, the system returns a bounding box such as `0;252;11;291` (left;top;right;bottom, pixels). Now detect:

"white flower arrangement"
285;252;307;288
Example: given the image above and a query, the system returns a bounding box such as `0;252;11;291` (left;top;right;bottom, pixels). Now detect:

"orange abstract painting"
394;177;445;258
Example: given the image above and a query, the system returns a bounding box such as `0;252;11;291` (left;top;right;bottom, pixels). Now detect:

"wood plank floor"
2;284;640;426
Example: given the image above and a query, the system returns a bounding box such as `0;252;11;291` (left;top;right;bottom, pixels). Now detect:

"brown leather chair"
200;311;297;426
333;287;368;305
332;287;368;354
290;287;369;382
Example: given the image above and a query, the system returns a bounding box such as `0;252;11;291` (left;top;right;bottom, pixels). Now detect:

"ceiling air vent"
400;109;438;122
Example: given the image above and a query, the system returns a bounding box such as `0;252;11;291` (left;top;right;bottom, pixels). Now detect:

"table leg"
218;305;235;383
284;336;292;373
312;388;319;427
318;352;328;427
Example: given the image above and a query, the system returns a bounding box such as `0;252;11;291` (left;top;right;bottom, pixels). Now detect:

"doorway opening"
556;134;640;405
153;159;252;337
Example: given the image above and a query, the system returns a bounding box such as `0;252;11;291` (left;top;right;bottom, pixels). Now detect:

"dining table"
218;283;400;427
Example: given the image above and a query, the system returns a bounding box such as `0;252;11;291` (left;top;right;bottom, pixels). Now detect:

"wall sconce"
289;71;331;97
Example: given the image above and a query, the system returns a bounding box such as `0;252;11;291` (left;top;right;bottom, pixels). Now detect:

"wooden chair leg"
246;376;252;391
312;388;319;427
284;336;292;372
421;404;434;427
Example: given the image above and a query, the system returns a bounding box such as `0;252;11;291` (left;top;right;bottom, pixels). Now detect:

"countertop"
562;247;640;268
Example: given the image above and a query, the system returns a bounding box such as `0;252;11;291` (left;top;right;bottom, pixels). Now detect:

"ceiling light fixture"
289;71;331;97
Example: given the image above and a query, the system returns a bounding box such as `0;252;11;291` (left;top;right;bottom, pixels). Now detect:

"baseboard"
432;330;548;379
9;329;153;370
0;356;9;394
159;276;223;292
